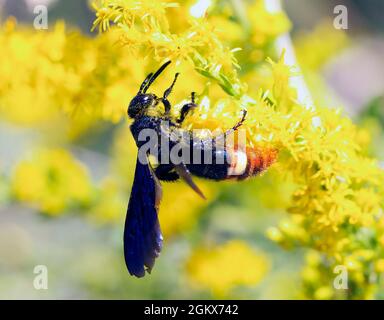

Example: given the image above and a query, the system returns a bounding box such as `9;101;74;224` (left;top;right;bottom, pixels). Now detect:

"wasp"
124;61;277;277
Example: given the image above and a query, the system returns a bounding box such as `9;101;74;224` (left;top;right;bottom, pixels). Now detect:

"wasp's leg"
177;92;197;124
161;73;180;115
222;109;247;135
232;109;247;131
163;73;180;99
154;164;180;181
213;110;248;145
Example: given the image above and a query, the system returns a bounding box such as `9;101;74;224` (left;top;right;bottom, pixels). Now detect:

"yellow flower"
248;1;291;47
375;259;384;273
11;149;92;215
314;286;333;300
295;20;349;71
186;240;269;297
0;18;148;127
92;0;244;98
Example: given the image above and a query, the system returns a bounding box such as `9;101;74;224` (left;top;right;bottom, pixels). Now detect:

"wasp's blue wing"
124;156;163;277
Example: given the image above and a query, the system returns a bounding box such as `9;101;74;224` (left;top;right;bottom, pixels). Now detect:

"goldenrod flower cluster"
0;17;145;128
11;148;92;214
186;240;269;297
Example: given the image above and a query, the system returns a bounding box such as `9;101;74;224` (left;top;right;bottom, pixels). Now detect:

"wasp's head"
128;93;158;118
127;61;171;119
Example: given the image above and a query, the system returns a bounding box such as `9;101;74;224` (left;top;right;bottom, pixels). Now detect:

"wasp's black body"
124;61;276;277
130;114;236;182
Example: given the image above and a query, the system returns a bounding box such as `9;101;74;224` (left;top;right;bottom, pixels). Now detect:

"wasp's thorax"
127;93;158;119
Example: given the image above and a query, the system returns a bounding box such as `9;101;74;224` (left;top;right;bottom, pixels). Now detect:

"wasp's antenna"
142;61;172;93
139;72;153;93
